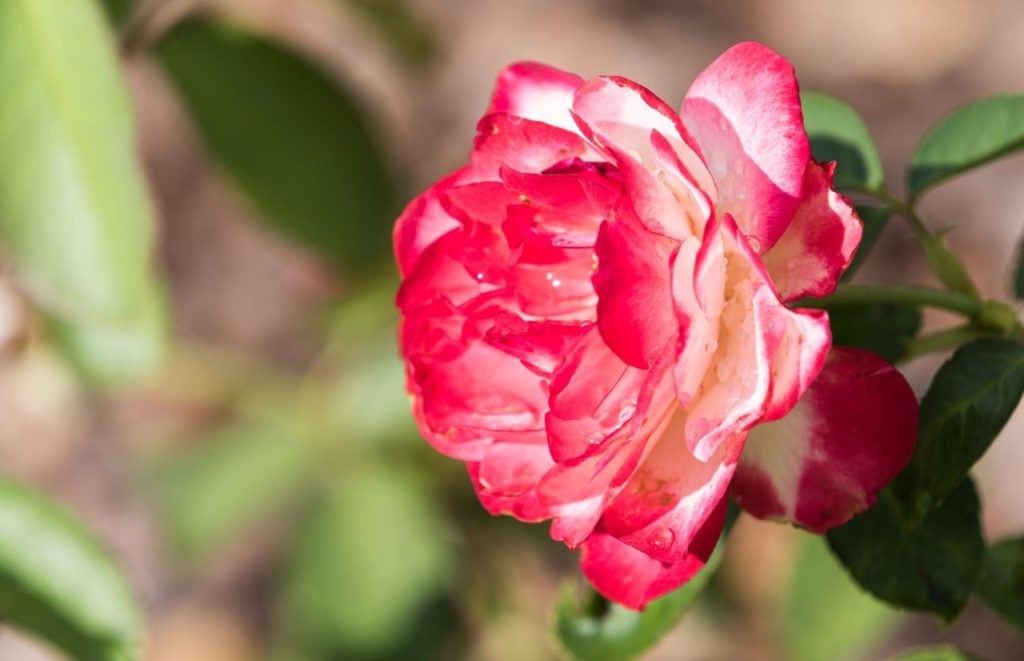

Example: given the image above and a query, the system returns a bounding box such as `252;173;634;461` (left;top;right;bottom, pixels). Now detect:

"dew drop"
552;279;562;288
652;528;675;551
617;403;637;424
585;433;604;447
747;235;762;253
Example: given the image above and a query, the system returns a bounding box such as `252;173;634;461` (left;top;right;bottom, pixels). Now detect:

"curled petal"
473;113;597;180
483;311;591;377
487;61;584;132
762;162;862;302
469;441;556;522
593;208;678;368
546;327;648;463
580;497;725;610
394;168;468;276
681;42;809;251
731;347;918;532
601;410;742;564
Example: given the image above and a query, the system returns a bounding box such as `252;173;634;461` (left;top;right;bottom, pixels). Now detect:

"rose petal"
487;61;584;133
600;409;742;564
394;168;468;276
473;113;596;180
761;161;862;302
681;42;809;252
731;347;918;533
593;207;678;368
580;497;725;610
469;441;556;522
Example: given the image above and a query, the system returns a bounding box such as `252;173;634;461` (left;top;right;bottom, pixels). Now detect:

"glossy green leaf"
157;19;396;273
976;536;1024;629
827;478;984;620
843;205;890;280
48;282;168;386
783;536;900;661
826;302;921;363
801;91;884;190
908;95;1024;201
888;646;978;661
278;465;455;656
154;419;309;559
555;541;723;660
909;339;1024;506
0;0;157;324
0;478;141;661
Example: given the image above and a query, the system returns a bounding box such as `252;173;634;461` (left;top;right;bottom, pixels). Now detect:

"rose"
394;42;918;609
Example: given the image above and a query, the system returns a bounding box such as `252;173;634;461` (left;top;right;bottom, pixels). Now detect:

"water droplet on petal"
586;433;604;447
652;528;675;551
747;235;761;253
617;403;637;424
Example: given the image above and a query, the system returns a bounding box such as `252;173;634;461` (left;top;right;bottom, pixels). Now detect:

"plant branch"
803;283;983;318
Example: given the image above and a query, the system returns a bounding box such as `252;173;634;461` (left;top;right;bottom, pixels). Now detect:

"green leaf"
0;477;141;661
157;19;396;274
907;95;1024;201
909;339;1024;506
976;536;1024;629
0;0;157;324
827;478;984;620
278;465;455;656
555;540;724;661
154;419;309;559
783;536;900;661
48;281;168;386
843;205;890;280
826;302;922;363
888;646;978;661
801;91;884;190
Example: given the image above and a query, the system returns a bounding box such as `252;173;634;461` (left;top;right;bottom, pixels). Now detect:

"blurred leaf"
555;541;724;661
279;465;455;657
889;646;978;661
907;95;1024;201
154;419;309;559
1013;236;1024;299
0;477;141;661
341;0;437;64
0;0;157;324
843;205;890;280
826;301;921;363
783;536;900;661
157;19;396;274
827;477;984;620
977;536;1024;629
100;0;134;26
801;91;884;190
48;281;168;386
909;339;1024;507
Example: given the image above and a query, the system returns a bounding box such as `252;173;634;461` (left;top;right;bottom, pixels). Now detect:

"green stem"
859;187;931;240
803;283;982;318
901;325;989;362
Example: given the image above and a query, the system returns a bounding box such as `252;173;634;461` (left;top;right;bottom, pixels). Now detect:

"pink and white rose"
394;42;918;609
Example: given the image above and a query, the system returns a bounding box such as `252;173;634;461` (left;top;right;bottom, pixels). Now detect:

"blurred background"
1;0;1023;658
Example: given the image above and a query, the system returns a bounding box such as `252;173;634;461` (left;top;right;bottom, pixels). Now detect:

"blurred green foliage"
157;18;397;276
0;478;141;661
